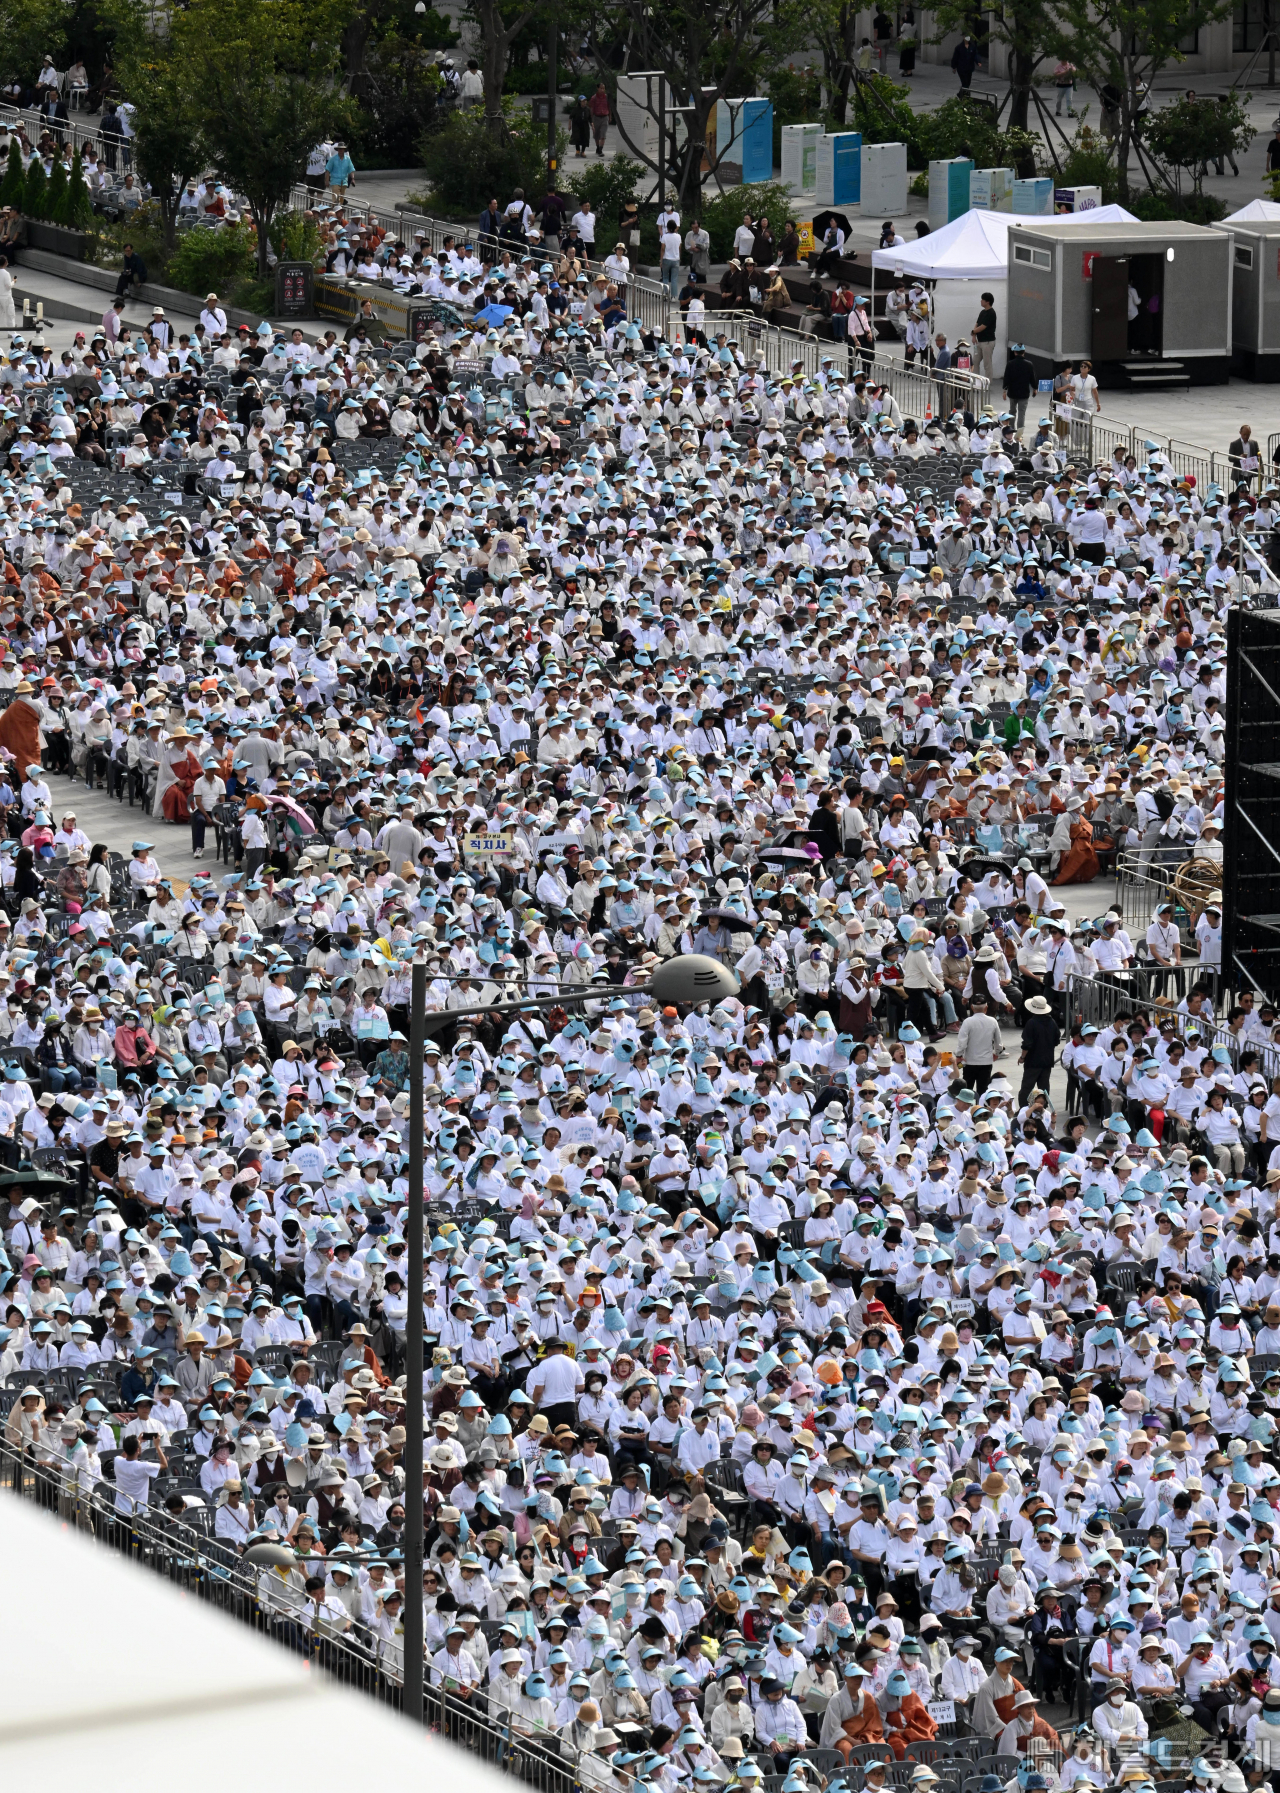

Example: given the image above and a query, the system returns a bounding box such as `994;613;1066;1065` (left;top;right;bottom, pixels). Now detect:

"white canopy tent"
868;203;1138;378
1223;198;1280;222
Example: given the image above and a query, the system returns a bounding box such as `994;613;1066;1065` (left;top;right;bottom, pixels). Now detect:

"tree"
23;155;46;219
808;0;860;126
0;142;23;211
182;0;355;275
45;156;67;223
581;0;794;205
933;0;1056;132
1142;90;1255;196
1047;0;1234;198
107;0;206;248
0;0;67;90
62;150;93;228
469;0;538;135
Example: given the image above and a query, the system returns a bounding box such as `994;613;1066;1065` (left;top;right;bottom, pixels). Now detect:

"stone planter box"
23;219;88;259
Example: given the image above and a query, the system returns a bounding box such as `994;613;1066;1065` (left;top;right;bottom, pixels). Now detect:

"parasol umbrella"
473;302;514;328
811;209;853;242
265;793;317;836
702;908;755;932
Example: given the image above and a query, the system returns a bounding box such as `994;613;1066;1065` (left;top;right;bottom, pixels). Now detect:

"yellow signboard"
464;827;516;870
795;221;816;259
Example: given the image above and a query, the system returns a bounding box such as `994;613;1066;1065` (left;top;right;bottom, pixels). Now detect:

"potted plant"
20;150;93;258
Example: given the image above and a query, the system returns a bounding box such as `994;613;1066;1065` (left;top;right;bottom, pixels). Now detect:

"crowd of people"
0;160;1274;1793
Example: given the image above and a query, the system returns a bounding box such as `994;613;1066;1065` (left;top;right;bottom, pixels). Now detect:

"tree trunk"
679;105;712;207
824;2;855;125
482;30;509;135
251;202;271;275
343;15;372;83
1007;45;1032;132
472;0;534;137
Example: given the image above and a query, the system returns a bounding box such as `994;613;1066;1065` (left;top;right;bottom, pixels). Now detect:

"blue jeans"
43;1066;82;1093
661;259;680;297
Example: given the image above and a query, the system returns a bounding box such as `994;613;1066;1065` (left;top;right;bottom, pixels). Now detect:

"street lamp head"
242;1540;299;1569
647;954;741;1005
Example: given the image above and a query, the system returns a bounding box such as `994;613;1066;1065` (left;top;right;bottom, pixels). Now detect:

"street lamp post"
403;960;427;1722
395;954;735;1725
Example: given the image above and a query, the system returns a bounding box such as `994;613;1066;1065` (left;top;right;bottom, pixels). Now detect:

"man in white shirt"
189;760;225;859
113;1433;169;1515
526;1335;584;1430
660;224;683;298
200;293;228;336
677;1408;721;1476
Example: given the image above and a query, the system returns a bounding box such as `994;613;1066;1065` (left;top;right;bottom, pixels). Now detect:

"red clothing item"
114;1023;157;1068
589;90;611;117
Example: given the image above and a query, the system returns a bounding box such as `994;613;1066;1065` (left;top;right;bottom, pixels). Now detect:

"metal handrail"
1066;969;1273;1076
0;1431;578;1781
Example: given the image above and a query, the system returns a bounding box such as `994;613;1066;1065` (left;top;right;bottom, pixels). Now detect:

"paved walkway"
46;763;207;885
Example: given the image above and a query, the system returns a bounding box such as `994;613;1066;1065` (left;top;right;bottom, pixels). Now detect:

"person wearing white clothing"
660;226;682;298
1091;1678;1148;1760
0;258;16;330
200;295;228;336
677;1410;720;1475
112;1434;168;1515
940;1639;985;1710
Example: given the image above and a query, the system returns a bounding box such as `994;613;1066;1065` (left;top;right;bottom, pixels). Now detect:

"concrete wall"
913;8;1253;75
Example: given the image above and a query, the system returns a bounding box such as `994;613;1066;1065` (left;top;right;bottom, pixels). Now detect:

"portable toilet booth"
970;168;1012;212
928;157;973;231
713;97;774;185
861;141;907;215
781;123;823;196
1213;218;1280;380
1053;185;1102;213
816;131;862;205
1013;177;1053;215
1005;217;1232;389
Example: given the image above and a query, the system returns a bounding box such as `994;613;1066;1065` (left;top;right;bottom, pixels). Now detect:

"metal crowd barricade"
1066;971;1280;1082
1114;848;1194;943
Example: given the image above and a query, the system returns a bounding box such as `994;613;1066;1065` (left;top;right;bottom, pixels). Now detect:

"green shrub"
849;73;1041;173
0;142;22;210
165;220;258;296
45;158;67;225
232;275;276;314
1128;188;1227;223
764;64;826;161
696;180;798;265
504;62;574;95
567;155;642;253
23;156;47;220
63;152;92;230
97;204;170;279
414;100;566;218
269;210;324;264
1054;125;1119;204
